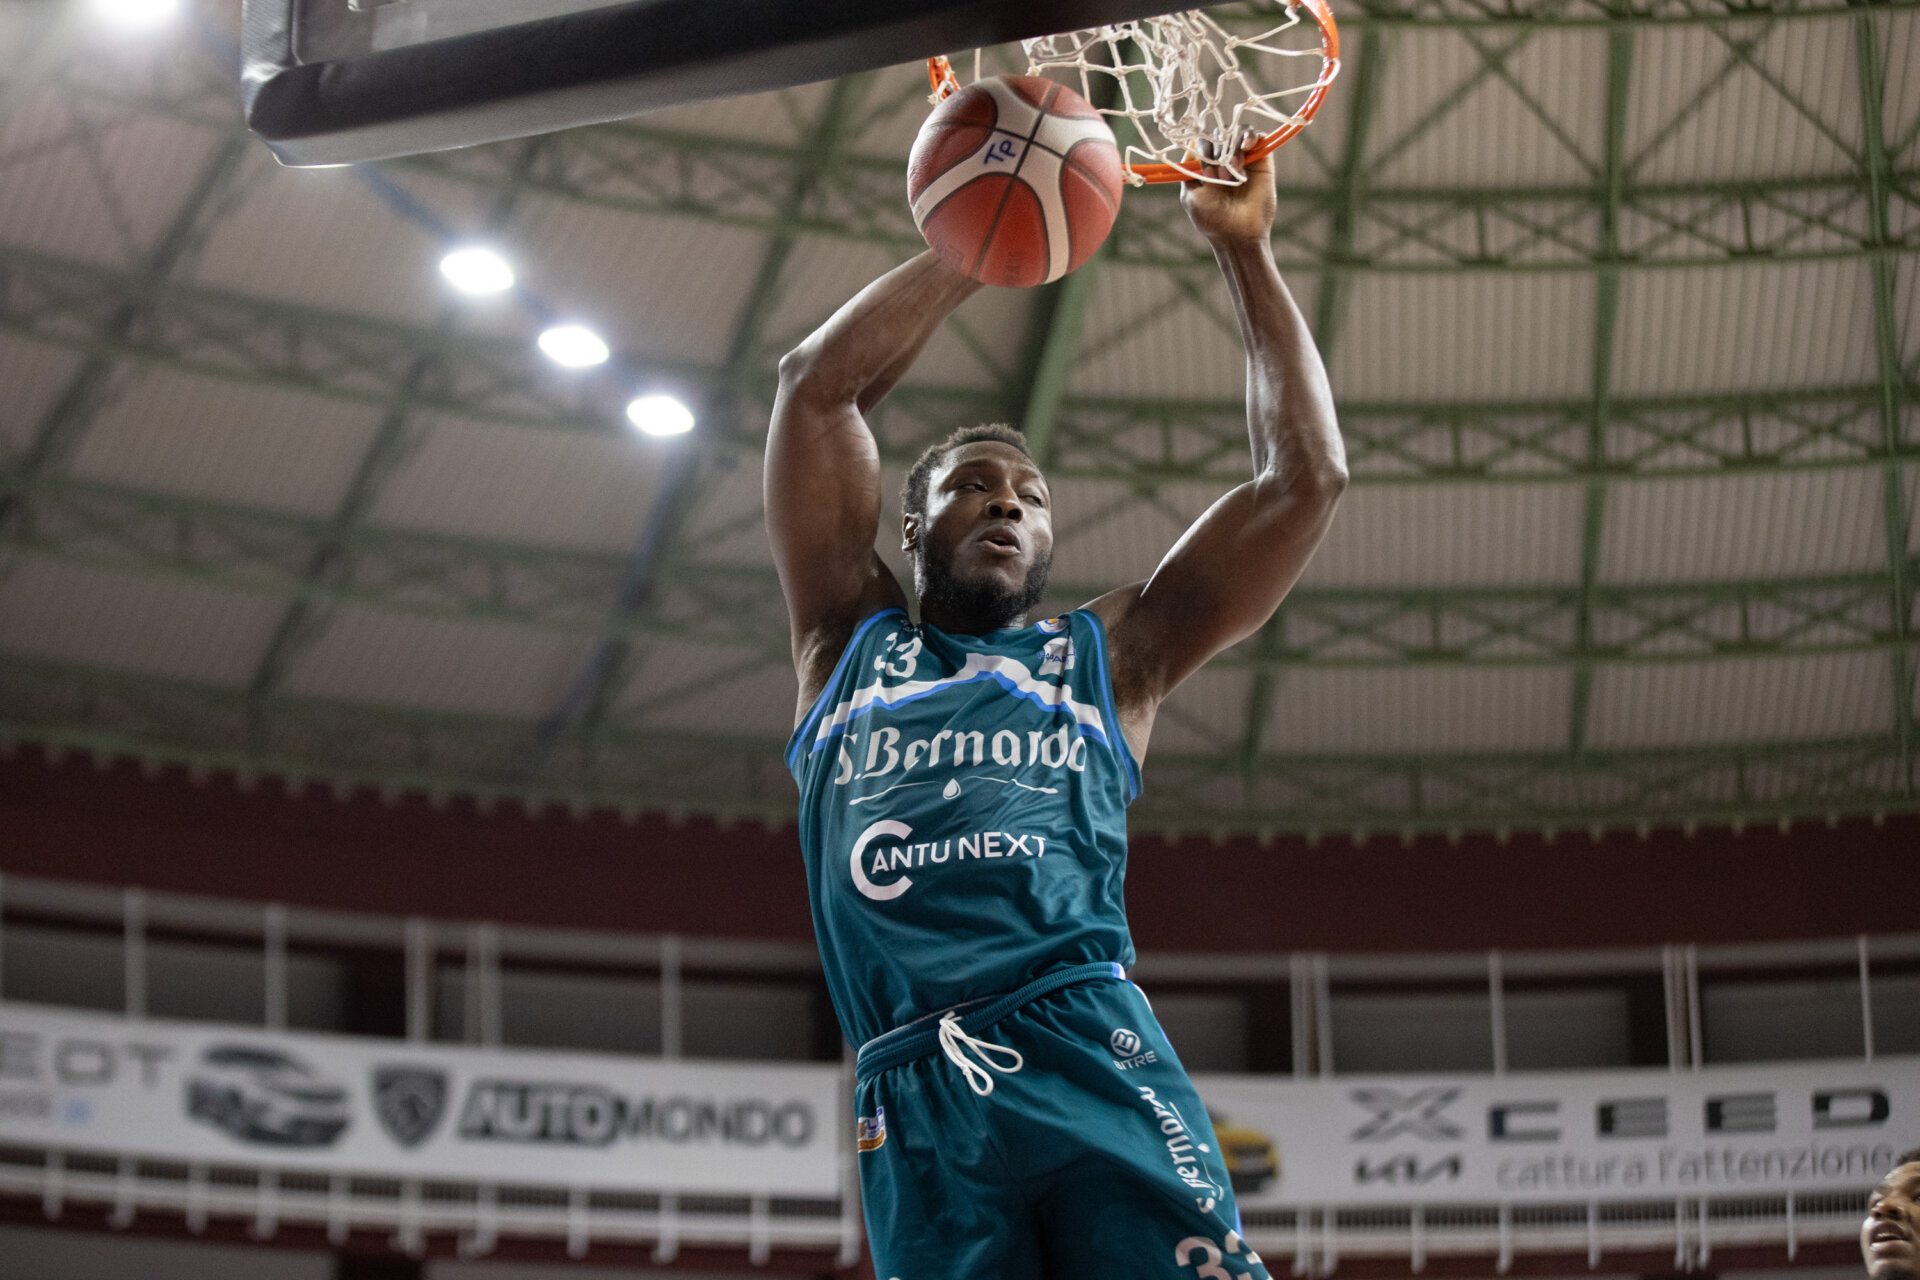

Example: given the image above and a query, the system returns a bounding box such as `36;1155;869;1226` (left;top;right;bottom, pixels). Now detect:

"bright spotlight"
439;246;514;295
537;324;610;368
90;0;178;27
626;394;695;437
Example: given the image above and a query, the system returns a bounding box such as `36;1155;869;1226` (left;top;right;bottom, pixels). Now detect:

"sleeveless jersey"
787;607;1142;1047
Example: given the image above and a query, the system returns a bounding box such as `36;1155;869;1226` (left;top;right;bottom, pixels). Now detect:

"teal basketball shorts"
852;963;1271;1280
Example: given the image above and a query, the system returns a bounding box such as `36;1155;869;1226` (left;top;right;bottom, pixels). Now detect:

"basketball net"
928;0;1341;187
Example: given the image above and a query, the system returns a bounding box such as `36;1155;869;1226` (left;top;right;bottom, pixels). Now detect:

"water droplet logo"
942;779;961;800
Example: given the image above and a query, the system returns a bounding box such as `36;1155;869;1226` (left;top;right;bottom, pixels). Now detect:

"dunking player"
1866;1149;1920;1280
765;153;1344;1278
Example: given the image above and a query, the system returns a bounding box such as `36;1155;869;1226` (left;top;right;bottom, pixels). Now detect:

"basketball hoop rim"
926;0;1341;186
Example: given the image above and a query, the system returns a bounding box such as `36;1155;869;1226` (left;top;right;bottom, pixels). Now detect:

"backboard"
241;0;1191;166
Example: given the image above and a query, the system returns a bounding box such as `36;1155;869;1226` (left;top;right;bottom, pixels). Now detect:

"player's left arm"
1089;154;1348;758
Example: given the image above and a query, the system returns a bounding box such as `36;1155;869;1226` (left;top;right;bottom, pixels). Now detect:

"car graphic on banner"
185;1045;351;1147
1209;1109;1280;1193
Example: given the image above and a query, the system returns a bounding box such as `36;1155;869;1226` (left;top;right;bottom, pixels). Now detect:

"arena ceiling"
0;0;1915;838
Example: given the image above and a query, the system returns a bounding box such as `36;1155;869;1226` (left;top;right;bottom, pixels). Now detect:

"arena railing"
0;871;1910;1270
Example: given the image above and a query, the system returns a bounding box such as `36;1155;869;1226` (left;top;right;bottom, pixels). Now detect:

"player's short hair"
902;423;1033;522
1892;1147;1920;1172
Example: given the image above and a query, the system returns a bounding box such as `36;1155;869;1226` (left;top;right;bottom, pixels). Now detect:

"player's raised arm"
1095;154;1348;753
767;250;983;715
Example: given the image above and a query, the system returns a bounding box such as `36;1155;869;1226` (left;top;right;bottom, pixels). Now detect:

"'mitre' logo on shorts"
856;1105;887;1152
1110;1027;1158;1070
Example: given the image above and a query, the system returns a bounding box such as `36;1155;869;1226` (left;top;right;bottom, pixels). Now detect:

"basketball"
907;75;1124;289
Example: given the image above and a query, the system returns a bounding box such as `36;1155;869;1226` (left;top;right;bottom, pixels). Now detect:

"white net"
1015;4;1339;185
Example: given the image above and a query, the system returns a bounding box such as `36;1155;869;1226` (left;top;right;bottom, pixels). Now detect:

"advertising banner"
0;1002;846;1195
1194;1056;1920;1206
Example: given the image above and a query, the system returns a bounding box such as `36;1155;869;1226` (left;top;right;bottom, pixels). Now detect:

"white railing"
0;1145;861;1265
0;870;1908;1265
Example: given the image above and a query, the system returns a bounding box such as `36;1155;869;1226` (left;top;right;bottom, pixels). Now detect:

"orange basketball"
907;75;1124;289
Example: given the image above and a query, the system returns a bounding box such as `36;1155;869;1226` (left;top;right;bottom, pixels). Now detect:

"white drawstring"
937;1011;1024;1096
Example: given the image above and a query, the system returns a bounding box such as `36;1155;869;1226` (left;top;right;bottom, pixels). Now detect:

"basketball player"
765;153;1344;1279
1866;1149;1920;1280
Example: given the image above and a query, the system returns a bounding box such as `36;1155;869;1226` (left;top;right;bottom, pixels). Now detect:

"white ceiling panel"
503;199;768;368
1150;665;1255;756
624;644;795;739
281;607;593;718
370;414;667;552
1628;18;1861;184
1068;263;1256;400
0;336;86;462
1611;262;1879;397
188;162;444;325
1367;26;1608;189
758;234;912;361
1332;272;1595;401
1260;665;1572;754
65;368;384;517
905;283;1040;392
675;455;770;568
0;89;227;271
1600;468;1888;583
1298;482;1584;589
1586;651;1892;749
1887;12;1920;169
0;556;280;686
1046;477;1216;589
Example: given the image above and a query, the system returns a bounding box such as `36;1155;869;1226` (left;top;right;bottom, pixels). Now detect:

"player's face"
909;441;1055;629
1865;1163;1920;1280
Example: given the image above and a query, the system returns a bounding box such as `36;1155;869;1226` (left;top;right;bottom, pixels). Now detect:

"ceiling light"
439;246;514;295
537;324;609;368
90;0;178;27
626;394;695;437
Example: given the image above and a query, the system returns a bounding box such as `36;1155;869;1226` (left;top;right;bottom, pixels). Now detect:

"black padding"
243;0;1186;166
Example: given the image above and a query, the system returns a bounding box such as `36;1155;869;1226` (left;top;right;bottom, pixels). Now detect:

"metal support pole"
1497;1202;1513;1274
653;1192;680;1264
567;1185;590;1259
1859;934;1876;1061
1685;944;1703;1069
405;917;432;1042
122;888;146;1019
661;933;683;1059
263;902;287;1029
1489;949;1508;1076
1411;1202;1426;1274
1290;952;1313;1078
1313;953;1334;1078
0;870;7;1000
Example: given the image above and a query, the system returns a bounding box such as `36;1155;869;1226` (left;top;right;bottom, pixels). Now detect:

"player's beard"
916;541;1053;631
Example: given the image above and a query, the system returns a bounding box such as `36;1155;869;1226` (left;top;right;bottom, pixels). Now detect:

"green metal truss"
1;655;1911;835
1;0;1917;834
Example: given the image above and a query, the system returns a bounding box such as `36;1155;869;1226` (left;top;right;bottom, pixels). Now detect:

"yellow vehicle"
1209;1111;1279;1194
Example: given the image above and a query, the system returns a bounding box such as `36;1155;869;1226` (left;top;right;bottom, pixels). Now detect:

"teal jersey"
787;607;1142;1047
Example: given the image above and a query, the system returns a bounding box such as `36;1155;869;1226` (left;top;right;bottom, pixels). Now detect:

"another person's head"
1864;1149;1920;1280
901;424;1054;631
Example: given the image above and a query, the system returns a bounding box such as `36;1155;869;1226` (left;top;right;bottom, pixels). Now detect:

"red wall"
0;747;1907;951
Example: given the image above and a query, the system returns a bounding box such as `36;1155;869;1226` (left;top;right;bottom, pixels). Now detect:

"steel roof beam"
3;471;1908;668
4;656;1915;833
1569;17;1635;762
1852;8;1917;796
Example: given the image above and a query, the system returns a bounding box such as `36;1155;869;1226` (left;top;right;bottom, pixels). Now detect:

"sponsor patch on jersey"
856;1105;887;1152
1036;616;1068;634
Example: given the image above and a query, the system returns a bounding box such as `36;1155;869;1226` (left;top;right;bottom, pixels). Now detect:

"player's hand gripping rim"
1180;151;1279;246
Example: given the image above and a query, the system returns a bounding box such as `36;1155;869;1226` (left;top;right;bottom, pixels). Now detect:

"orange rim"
925;0;1340;185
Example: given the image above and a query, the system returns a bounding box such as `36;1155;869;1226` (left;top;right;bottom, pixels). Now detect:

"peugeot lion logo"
373;1066;450;1148
1110;1028;1142;1056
